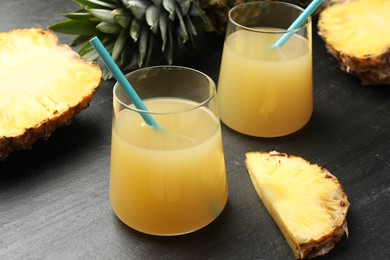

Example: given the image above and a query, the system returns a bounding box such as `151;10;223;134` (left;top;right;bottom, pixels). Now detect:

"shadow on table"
111;201;237;257
0;117;107;180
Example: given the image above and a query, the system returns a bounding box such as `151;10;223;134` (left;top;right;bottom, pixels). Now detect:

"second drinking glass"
218;1;313;137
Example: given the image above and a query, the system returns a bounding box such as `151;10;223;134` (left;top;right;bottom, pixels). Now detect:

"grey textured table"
1;1;390;259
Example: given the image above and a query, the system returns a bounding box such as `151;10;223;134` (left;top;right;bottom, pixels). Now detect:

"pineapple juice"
218;29;312;137
110;98;228;235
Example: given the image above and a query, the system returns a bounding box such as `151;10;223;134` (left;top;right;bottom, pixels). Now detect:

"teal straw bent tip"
89;37;160;130
272;0;324;48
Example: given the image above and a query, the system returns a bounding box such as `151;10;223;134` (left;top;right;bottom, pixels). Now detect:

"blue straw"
272;0;323;48
89;36;160;130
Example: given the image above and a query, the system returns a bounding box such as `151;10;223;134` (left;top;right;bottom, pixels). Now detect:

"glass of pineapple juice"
218;1;313;137
110;66;228;236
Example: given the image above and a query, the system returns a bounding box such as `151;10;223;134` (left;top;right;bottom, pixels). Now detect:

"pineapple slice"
318;0;390;85
0;28;102;160
245;151;350;259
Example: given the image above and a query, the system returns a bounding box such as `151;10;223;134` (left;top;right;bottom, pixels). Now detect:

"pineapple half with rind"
318;0;390;85
245;151;350;259
0;28;102;160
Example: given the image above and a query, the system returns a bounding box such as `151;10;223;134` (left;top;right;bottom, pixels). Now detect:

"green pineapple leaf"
63;11;94;20
87;8;117;24
48;20;98;35
164;21;174;64
176;23;186;43
146;5;161;33
138;23;149;67
175;6;188;43
162;0;176;20
80;45;101;60
72;0;119;9
120;42;137;70
159;11;168;50
185;15;197;36
127;0;151;20
144;31;156;66
190;1;214;31
130;18;141;41
112;28;129;61
79;40;96;56
112;8;132;28
176;0;191;16
96;21;122;34
70;34;91;46
150;0;162;7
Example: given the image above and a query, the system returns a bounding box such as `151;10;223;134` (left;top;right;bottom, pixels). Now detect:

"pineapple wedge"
245;151;350;259
0;28;102;160
318;0;390;85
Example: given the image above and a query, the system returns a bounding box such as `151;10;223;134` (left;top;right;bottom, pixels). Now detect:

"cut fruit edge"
245;151;350;259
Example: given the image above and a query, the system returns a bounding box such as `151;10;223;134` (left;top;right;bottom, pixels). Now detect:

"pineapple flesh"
318;0;390;85
245;151;350;259
0;28;102;160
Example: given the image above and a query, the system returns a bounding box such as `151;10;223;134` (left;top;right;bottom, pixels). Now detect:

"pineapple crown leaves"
49;0;215;79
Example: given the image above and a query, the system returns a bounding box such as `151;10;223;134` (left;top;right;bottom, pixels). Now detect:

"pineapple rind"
246;151;350;259
0;28;102;160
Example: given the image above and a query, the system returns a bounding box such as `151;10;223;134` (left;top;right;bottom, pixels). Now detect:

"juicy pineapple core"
319;0;390;57
246;152;349;259
0;29;102;138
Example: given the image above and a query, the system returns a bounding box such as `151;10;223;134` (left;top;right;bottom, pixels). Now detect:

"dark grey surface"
1;1;390;259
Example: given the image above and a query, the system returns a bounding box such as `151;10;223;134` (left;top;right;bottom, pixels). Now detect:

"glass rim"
113;65;217;115
228;0;311;34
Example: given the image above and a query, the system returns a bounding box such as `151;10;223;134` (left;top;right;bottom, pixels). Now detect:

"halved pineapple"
318;0;390;85
0;28;102;160
245;151;350;259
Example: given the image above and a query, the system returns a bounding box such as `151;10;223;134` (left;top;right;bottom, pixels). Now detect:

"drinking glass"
218;1;313;137
110;66;228;235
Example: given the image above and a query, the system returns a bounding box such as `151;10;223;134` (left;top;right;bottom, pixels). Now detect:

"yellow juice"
110;98;228;235
218;29;312;137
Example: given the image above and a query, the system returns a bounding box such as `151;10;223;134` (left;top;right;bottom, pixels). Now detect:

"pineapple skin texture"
246;151;350;259
318;0;390;85
0;29;102;160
